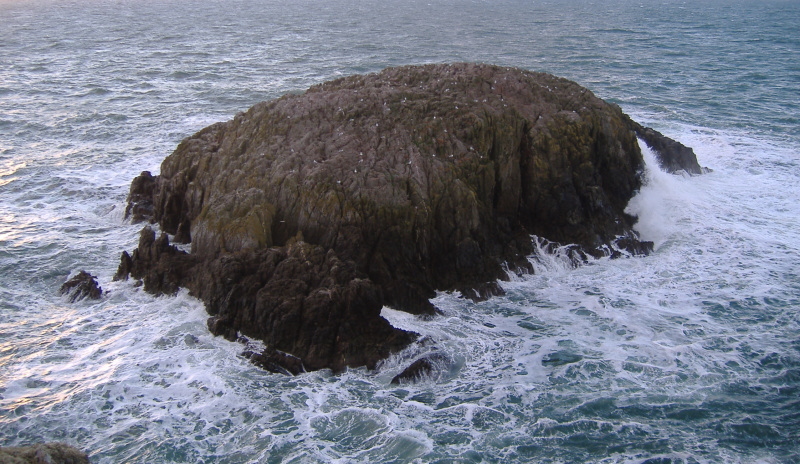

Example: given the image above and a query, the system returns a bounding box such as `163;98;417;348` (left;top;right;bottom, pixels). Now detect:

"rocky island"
115;63;702;375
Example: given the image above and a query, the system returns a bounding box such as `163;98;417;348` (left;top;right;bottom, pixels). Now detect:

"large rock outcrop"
115;63;702;373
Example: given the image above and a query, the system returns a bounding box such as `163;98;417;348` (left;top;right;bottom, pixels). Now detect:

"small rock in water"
542;350;583;367
243;349;306;376
59;271;102;302
391;352;450;384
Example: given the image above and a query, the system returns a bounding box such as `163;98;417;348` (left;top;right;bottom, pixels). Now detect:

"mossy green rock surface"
118;63;701;373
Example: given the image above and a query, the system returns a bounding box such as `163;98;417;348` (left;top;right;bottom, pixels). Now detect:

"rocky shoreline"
113;63;702;374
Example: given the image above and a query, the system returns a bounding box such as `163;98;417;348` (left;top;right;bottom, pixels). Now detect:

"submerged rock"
116;63;702;373
542;350;583;367
0;443;90;464
391;352;451;384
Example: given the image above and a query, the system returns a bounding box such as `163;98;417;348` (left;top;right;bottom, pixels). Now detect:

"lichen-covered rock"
117;63;702;373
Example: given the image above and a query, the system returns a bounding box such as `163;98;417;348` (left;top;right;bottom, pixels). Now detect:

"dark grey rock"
124;170;157;224
625;115;706;175
60;271;102;302
391;352;451;384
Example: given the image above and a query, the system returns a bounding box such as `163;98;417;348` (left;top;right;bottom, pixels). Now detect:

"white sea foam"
625;139;704;249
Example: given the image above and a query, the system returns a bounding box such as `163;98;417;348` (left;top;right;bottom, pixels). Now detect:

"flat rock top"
198;63;605;198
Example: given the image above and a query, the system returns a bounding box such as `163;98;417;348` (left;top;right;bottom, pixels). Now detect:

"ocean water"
1;0;799;462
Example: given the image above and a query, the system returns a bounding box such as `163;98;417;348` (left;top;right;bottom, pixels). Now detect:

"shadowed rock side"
115;63;702;373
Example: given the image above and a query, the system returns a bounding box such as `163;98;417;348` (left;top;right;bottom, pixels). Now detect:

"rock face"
0;443;90;464
115;63;702;373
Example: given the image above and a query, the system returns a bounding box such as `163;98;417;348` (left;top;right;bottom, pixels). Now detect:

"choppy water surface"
1;0;799;462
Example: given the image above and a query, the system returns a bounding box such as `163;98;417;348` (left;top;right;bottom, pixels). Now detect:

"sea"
1;0;798;462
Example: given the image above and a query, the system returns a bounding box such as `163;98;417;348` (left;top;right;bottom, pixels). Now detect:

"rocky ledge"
115;63;702;374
